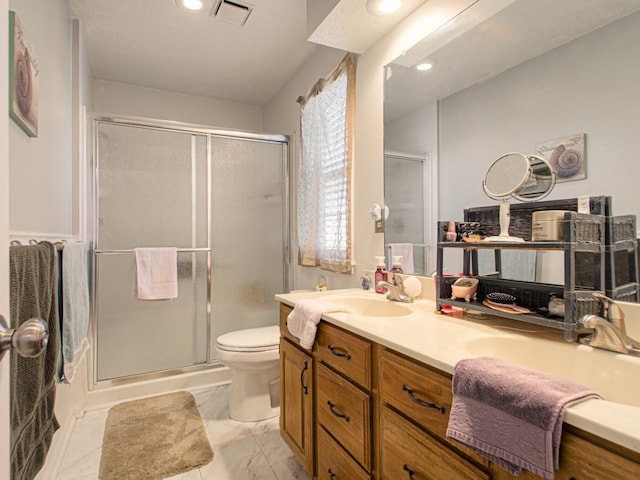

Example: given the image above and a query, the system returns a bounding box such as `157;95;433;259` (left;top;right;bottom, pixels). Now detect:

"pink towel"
134;247;178;300
286;299;346;349
446;357;601;479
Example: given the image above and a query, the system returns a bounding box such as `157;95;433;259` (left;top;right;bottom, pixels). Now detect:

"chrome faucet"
377;275;413;303
577;293;640;356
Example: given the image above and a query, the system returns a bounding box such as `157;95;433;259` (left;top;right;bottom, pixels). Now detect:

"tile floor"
57;384;311;480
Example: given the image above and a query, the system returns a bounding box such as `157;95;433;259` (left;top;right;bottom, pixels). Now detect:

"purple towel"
446;357;601;479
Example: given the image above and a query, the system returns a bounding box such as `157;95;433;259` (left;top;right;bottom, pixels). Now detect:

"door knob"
0;314;49;362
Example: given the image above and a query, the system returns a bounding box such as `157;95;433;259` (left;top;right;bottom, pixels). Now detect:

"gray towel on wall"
10;242;60;480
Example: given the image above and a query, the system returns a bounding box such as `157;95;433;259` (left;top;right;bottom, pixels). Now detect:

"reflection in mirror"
383;0;640;300
384;152;430;275
482;153;555;242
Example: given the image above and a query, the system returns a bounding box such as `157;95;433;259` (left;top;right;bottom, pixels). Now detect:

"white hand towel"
389;243;415;274
287;299;346;350
61;242;90;383
134;247;178;300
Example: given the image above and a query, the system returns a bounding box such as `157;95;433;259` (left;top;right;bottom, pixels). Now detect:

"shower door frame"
91;115;290;389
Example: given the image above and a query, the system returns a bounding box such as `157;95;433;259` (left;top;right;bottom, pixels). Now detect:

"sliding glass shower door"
94;119;289;384
95;122;209;381
209;136;287;344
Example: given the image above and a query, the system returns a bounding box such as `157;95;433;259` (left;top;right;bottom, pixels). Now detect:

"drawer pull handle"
327;401;350;422
328;344;351;360
402;384;446;414
328;468;338;479
300;361;309;395
403;464;416;479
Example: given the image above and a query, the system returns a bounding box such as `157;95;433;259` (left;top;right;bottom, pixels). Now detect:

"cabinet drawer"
316;363;372;471
381;407;490;480
317;426;371;480
380;348;451;435
316;322;372;389
380;348;489;466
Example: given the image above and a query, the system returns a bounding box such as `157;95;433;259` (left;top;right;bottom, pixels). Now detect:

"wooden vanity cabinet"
279;302;640;480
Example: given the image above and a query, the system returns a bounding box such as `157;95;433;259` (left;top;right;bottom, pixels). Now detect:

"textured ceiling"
385;0;640;122
67;0;432;106
67;0;320;106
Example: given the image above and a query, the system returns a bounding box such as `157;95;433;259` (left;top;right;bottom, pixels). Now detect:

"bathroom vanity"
277;290;640;480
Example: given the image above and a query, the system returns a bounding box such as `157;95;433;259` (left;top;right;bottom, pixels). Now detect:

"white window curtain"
297;54;356;274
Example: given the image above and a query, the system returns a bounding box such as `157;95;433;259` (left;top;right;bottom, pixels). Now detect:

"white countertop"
275;288;640;455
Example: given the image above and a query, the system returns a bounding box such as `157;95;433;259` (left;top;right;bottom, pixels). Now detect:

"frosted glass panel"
210;138;286;346
384;154;426;274
96;251;208;380
97;123;208;249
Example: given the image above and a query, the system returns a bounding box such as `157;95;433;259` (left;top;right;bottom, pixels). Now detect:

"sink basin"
324;295;412;317
465;335;640;407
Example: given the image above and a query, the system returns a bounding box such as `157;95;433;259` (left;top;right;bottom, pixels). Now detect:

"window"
297;54;356;274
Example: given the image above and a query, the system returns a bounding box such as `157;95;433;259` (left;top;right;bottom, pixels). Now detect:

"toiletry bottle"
446;221;457;241
375;256;387;294
391;256;404;273
388;256;403;285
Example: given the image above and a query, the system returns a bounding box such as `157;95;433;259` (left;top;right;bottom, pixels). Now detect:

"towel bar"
0;314;49;363
96;247;210;254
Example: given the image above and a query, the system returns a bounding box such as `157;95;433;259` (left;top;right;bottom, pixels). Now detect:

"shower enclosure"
93;118;289;385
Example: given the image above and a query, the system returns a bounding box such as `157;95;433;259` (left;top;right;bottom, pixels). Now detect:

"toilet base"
228;364;280;422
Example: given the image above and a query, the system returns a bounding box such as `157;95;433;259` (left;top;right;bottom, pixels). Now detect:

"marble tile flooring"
57;384;311;480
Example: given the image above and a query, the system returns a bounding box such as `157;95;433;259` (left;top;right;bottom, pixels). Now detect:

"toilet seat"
216;325;279;352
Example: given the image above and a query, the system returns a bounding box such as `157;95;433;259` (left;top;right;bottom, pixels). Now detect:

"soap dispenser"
391;256;404;274
375;256;387;294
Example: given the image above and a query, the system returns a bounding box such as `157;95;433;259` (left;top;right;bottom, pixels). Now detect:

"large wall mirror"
383;0;640;287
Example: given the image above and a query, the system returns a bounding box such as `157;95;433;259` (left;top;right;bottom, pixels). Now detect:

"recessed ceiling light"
416;62;434;71
174;0;204;11
366;0;402;16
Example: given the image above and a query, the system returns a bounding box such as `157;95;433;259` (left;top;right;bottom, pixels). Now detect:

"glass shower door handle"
0;314;49;363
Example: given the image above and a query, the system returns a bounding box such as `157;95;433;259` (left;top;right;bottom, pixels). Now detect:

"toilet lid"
216;325;280;352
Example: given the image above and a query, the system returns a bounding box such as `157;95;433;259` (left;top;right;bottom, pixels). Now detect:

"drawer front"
317;426;371;480
316;322;371;389
317;363;372;471
381;407;490;480
380;348;451;435
380;348;489;467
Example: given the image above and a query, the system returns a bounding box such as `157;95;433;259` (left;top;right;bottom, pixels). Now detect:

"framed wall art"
9;11;38;137
536;133;586;183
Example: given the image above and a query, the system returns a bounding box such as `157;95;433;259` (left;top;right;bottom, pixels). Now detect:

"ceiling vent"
212;0;253;26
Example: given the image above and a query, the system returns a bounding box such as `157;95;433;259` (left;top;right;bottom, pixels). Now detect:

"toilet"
215;325;281;422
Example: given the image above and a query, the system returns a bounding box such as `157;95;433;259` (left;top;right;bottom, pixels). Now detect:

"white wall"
93;79;264;132
9;0;73;237
264;0;473;290
7;1;90;478
384;100;437;155
439;10;640;224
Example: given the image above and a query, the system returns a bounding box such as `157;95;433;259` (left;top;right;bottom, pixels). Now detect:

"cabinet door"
280;338;314;475
381;407;491;480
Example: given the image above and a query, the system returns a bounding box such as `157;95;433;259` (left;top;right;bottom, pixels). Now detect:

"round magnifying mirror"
483;152;531;200
482;153;556;242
